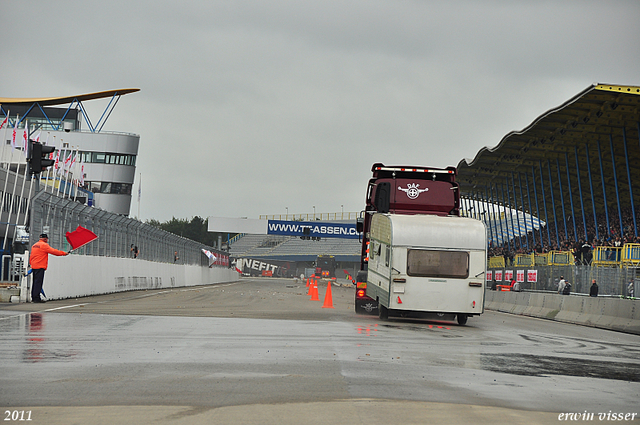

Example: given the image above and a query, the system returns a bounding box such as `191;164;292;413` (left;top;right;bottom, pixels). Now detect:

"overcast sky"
2;1;639;222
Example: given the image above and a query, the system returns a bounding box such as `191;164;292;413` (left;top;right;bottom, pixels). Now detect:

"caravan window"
406;249;469;279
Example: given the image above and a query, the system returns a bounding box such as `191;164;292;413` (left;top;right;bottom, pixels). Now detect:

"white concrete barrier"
485;290;640;335
31;255;239;301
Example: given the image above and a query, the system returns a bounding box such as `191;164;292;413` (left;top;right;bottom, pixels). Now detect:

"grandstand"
228;220;361;278
230;83;640;294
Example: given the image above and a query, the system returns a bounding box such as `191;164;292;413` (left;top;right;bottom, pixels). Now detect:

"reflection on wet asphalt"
1;279;639;414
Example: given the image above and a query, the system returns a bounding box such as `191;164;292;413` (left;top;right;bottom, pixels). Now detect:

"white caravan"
365;213;487;325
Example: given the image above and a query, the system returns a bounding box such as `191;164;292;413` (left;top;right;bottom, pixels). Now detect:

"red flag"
65;226;98;250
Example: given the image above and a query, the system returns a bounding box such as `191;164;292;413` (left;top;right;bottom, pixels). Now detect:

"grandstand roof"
0;88;140;106
457;83;640;236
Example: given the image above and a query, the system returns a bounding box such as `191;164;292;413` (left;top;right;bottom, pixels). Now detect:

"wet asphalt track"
0;277;638;424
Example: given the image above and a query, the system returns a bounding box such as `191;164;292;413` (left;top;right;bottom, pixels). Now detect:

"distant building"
0;89;140;215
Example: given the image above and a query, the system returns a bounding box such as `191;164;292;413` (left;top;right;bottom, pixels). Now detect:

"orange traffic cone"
310;278;319;301
322;281;334;308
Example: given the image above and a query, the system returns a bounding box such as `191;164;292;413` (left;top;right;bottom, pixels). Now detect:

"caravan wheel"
457;314;468;325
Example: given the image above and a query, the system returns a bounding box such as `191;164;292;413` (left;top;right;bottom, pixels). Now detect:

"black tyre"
457;314;468;325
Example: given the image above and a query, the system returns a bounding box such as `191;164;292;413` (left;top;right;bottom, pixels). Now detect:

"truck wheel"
378;304;388;320
457;314;468;325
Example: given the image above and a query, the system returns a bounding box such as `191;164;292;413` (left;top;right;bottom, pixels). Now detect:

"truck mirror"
356;217;364;233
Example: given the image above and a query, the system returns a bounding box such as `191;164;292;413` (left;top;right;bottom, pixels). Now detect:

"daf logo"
398;183;428;199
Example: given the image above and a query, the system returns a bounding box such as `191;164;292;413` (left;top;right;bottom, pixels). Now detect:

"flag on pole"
53;149;60;173
65;226;98;250
201;249;217;266
0;115;7;130
22;122;28;155
11;116;18;149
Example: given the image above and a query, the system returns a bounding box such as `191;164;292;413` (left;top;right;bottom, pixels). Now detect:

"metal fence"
489;264;638;296
29;190;226;267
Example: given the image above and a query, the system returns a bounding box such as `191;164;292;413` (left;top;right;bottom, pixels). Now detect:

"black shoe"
32;299;46;303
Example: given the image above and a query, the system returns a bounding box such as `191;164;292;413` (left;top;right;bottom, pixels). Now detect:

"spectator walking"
557;276;566;294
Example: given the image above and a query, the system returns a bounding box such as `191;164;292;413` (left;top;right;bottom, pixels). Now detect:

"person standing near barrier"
29;234;69;303
557;276;566;294
589;279;599;297
628;280;635;298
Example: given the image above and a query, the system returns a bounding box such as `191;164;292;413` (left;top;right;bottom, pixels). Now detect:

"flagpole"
137;172;141;219
73;147;80;202
56;145;66;198
2;120;23;252
51;135;59;194
12;122;30;244
1;110;10;167
62;146;72;199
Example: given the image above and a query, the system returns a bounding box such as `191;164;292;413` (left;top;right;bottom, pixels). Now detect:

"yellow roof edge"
594;84;640;95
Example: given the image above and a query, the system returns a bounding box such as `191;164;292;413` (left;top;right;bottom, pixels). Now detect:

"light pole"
286;207;288;218
313;206;316;219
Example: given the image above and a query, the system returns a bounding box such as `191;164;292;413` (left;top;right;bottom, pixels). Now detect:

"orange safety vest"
30;241;67;270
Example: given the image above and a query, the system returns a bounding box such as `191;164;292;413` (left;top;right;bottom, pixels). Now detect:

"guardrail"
622;243;640;267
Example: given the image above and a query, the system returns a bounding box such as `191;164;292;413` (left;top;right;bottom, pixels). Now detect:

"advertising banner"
267;220;359;239
505;270;513;281
487;270;493;281
527;269;538;282
495;270;503;281
516;270;525;282
232;257;295;277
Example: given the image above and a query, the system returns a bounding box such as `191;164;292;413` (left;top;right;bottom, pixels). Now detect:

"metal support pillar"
500;183;511;251
492;184;506;248
624;126;637;237
538;162;552;247
504;181;519;250
523;172;536;248
574;146;588;241
546;160;561;248
510;173;524;249
531;167;544;249
565;153;578;240
482;186;498;246
554;158;569;243
585;144;599;241
597;139;611;237
518;172;531;249
609;134;624;238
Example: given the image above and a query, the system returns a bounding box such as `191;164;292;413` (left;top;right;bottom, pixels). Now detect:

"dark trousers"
31;269;46;301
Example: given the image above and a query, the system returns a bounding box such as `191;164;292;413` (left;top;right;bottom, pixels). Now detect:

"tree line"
147;216;237;249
